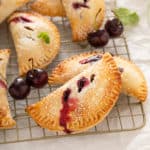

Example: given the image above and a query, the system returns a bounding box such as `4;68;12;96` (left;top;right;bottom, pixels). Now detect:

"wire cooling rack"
0;0;146;144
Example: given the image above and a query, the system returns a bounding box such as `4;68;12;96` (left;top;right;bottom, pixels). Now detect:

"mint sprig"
38;32;50;44
113;8;139;26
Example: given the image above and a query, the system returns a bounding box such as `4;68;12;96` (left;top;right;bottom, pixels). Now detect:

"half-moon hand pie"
26;53;121;133
8;11;60;75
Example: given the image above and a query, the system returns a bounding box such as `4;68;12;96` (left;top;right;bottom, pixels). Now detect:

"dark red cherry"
105;18;124;37
87;30;109;47
9;77;30;100
26;69;48;88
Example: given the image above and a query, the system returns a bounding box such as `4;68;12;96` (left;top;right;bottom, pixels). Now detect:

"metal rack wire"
0;0;145;144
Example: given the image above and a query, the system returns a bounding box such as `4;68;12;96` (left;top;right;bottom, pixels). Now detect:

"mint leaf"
38;32;50;44
113;8;139;26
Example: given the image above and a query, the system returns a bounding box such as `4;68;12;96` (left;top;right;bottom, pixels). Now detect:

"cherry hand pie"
49;51;147;102
26;53;121;133
8;12;60;75
0;0;30;23
62;0;105;41
0;49;16;129
31;0;66;17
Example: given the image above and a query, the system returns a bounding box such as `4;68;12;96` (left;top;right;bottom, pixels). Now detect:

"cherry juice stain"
72;0;89;9
0;80;7;89
79;55;102;64
9;16;32;23
60;88;78;133
77;77;90;92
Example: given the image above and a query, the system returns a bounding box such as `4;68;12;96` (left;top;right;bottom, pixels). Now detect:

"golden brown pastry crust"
8;11;60;75
0;0;30;23
114;56;147;102
31;0;66;17
26;53;121;133
49;51;100;85
0;49;16;129
48;51;147;102
62;0;105;41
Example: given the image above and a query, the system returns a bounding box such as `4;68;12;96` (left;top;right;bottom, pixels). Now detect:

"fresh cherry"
26;69;48;88
87;29;109;47
9;77;30;100
105;18;124;37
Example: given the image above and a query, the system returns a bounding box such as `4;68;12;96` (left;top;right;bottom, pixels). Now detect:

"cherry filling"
77;77;90;93
118;67;124;73
73;0;89;9
0;79;7;89
62;88;71;102
79;55;102;64
9;16;32;23
60;88;78;133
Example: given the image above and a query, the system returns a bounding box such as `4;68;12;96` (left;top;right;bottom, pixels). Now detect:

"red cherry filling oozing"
0;79;7;89
60;75;95;133
60;88;78;133
73;0;89;9
77;77;90;93
79;55;102;64
9;16;32;23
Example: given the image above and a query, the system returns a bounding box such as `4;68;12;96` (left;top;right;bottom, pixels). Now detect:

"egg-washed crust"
0;49;16;129
8;11;60;76
30;0;66;17
114;56;147;102
62;0;105;41
48;51;147;102
0;0;30;23
49;51;101;85
26;53;121;133
0;49;10;78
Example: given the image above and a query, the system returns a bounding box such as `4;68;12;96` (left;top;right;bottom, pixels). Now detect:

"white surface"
1;0;150;149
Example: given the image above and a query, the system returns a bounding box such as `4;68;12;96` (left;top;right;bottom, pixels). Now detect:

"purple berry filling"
79;55;102;64
77;77;89;93
9;16;32;23
60;88;78;133
72;1;89;9
62;88;72;102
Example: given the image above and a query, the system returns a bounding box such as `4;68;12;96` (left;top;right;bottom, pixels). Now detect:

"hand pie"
26;53;121;133
31;0;66;17
62;0;105;41
8;12;60;75
0;0;30;23
49;51;147;102
0;49;16;129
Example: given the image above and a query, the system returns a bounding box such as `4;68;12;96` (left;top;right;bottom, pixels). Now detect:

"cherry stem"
28;58;34;70
94;8;102;30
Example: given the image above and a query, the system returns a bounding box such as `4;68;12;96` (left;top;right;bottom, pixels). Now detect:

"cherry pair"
87;18;124;47
9;63;48;100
